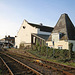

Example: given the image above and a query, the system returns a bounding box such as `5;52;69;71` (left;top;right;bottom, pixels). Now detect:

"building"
31;33;49;48
15;20;53;48
47;13;75;51
0;35;15;48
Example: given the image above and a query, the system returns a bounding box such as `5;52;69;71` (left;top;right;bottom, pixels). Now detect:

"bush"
41;45;47;55
32;43;70;59
19;43;25;49
47;48;69;59
32;45;37;50
47;48;53;57
72;51;75;58
69;43;73;58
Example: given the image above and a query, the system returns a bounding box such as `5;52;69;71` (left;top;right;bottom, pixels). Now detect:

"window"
23;26;25;29
59;33;63;39
50;47;53;48
33;37;35;43
49;45;53;48
58;46;62;49
52;33;59;42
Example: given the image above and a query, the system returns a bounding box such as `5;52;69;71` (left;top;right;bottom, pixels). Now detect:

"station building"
15;13;75;51
15;20;53;48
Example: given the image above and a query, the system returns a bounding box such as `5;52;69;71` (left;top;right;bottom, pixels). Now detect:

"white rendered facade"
46;33;75;51
15;20;51;48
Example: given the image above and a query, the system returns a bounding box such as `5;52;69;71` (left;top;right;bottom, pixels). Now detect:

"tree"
69;43;73;59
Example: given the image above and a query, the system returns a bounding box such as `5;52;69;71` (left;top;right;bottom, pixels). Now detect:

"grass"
5;48;75;67
27;49;75;67
0;69;2;75
7;48;22;51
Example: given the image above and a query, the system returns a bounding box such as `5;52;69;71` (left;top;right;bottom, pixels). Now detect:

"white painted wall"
15;20;52;48
47;40;75;51
46;33;69;50
46;40;69;50
15;20;38;48
37;29;51;35
52;33;59;42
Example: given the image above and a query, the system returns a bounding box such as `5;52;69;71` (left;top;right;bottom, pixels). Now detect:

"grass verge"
5;48;75;67
27;49;75;67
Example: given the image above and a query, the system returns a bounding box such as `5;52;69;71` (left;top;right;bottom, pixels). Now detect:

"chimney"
5;35;7;38
40;23;43;26
8;35;10;38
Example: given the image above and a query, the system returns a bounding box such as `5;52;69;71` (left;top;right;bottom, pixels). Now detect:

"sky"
0;0;75;39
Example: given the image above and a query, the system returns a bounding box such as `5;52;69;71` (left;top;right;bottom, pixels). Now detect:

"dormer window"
52;33;59;42
59;33;63;39
23;26;25;29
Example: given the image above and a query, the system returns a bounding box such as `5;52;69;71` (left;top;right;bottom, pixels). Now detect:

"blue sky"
0;0;75;39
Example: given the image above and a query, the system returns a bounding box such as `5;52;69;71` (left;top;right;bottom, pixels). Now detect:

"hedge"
32;45;70;59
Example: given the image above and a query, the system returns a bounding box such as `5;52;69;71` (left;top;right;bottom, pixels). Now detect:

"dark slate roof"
32;34;50;41
48;13;75;41
0;37;15;41
3;37;15;40
28;23;53;32
5;37;14;39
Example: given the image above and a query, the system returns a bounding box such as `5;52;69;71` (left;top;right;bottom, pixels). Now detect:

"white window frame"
49;45;53;48
58;45;63;49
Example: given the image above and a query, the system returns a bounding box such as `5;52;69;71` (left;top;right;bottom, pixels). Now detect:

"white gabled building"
15;20;53;48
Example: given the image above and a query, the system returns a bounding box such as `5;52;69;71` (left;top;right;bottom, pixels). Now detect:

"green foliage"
0;70;2;75
40;45;44;54
41;45;47;55
47;48;53;57
32;45;36;50
72;51;75;58
69;43;73;58
69;43;73;50
19;43;25;49
32;40;70;59
36;39;40;51
27;49;75;67
47;48;69;59
37;46;40;52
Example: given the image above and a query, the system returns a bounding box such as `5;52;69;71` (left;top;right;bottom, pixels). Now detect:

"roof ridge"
28;22;53;28
65;14;69;40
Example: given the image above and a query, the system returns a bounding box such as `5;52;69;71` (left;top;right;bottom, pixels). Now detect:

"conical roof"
48;13;75;41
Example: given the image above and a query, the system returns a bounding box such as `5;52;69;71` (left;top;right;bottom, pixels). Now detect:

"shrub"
32;45;36;50
19;43;25;49
69;43;73;58
32;42;70;59
47;48;69;59
41;45;47;55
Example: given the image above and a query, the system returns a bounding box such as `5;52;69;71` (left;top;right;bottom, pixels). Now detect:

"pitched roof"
28;23;53;32
32;33;49;41
36;34;49;41
0;37;14;41
48;13;75;41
